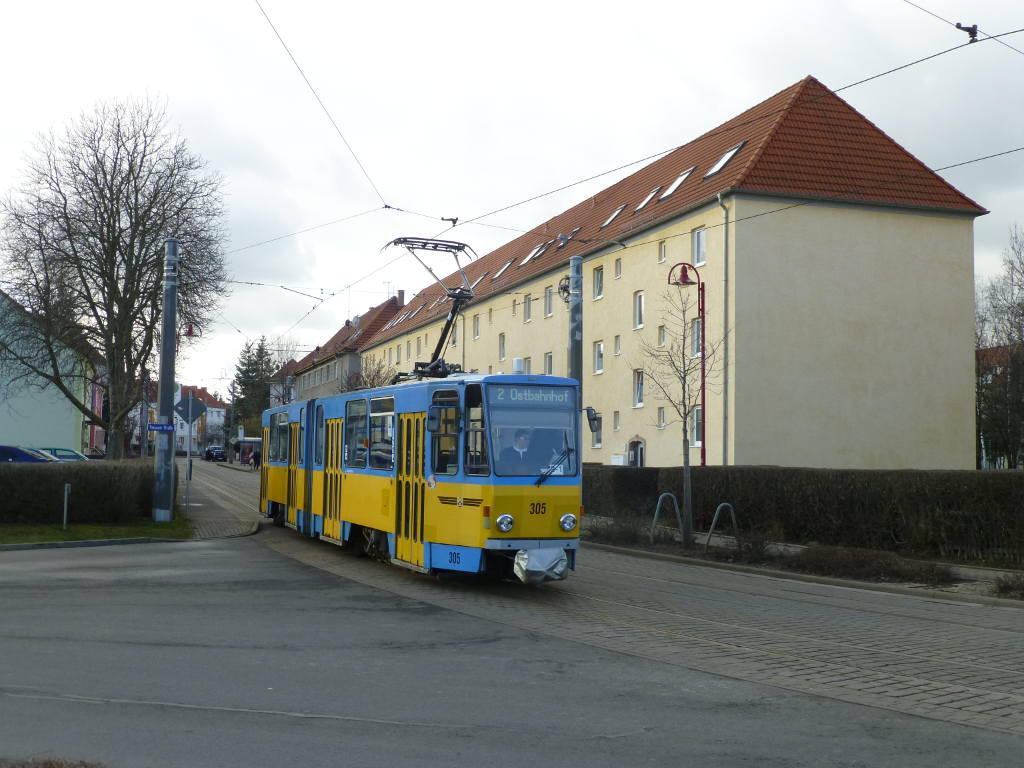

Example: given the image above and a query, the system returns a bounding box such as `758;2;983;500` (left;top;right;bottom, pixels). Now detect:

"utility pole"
152;238;178;522
568;256;583;384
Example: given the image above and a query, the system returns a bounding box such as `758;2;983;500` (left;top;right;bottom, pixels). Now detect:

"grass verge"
993;573;1024;600
0;761;107;768
784;545;957;585
0;515;193;545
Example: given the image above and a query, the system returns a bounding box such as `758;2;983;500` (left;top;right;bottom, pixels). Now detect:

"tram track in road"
256;528;1024;735
196;464;1024;735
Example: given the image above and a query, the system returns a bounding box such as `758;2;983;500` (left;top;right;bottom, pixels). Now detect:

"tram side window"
369;397;395;470
465;384;489;476
431;389;459;476
315;405;325;465
271;412;289;462
344;399;368;468
298;407;305;463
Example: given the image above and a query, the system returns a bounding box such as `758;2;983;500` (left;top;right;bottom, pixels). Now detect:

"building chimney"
397;289;405;306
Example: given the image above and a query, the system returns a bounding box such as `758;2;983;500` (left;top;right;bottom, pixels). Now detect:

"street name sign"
148;423;175;432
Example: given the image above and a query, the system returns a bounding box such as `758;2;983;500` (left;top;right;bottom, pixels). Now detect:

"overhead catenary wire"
254;0;386;206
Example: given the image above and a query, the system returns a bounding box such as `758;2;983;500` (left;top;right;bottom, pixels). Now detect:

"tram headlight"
559;513;578;532
496;514;514;533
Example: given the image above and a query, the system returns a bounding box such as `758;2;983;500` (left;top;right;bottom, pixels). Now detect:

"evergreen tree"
232;336;275;435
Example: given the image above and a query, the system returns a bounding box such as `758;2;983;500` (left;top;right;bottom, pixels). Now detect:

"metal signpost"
175;393;206;514
153;239;178;522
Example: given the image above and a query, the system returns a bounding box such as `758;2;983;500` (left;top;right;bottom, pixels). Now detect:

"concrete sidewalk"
182;461;263;539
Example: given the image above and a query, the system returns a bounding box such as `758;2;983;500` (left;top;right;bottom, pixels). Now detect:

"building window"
704;142;745;178
451;321;457;347
635;186;661;212
691;318;702;357
614;258;622;279
388;348;393;364
524;293;532;322
593;266;604;299
593;340;604;374
416;337;422;355
614;335;621;355
473;314;480;339
498;333;506;361
657;407;666;429
523;357;532;374
613;410;620;431
396;345;401;363
633;291;645;329
633;369;644;407
658;325;666;347
544;352;553;375
544;286;553;317
690;406;703;446
488;307;493;324
601;204;627;228
406;340;411;359
591;419;602;448
658;240;667;263
692;227;706;267
660;167;695;200
512;298;517;317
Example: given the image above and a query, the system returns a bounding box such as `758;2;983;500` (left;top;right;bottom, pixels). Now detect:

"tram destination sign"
490;385;573;406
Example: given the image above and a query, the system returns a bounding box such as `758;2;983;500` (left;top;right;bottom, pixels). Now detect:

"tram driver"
496;428;564;475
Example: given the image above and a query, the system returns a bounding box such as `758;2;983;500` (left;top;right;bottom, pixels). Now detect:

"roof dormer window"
492;259;514;280
635;187;661;212
659;167;695;200
600;204;627;229
470;272;488;289
704;141;745;178
557;226;582;248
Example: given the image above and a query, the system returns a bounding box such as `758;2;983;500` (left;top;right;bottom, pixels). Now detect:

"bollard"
63;483;71;530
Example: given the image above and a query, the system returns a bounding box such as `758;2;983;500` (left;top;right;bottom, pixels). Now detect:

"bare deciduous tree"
0;100;227;457
636;289;724;530
339;354;397;392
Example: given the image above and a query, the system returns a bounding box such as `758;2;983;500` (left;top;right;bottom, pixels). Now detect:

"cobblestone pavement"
258;529;1024;737
182;459;262;539
191;464;1024;737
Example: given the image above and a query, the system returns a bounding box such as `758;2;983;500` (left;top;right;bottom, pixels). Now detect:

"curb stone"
582;540;1024;610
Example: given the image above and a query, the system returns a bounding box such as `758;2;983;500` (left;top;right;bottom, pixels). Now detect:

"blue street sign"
147;423;175;432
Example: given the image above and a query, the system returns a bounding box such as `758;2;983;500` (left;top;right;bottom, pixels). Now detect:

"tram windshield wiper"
535;432;573;487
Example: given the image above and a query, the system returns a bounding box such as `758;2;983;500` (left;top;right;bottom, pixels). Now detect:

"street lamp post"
668;262;705;467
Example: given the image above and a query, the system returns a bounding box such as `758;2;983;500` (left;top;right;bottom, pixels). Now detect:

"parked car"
35;447;90;461
204;445;226;462
0;445;59;462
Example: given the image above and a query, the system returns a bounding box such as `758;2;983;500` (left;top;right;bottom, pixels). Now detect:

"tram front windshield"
487;384;578;477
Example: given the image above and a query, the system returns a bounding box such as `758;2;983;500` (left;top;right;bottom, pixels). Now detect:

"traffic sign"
174;395;207;424
148;423;175;432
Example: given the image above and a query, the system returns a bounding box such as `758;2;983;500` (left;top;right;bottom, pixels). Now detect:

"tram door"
395;412;426;567
287;422;300;527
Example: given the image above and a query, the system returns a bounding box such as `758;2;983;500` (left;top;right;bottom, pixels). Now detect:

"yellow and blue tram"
259;373;585;583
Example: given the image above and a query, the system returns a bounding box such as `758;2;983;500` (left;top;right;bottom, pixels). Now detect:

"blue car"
0;445;59;462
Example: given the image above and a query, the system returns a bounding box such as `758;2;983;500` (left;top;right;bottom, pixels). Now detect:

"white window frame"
657;325;666;347
690;406;703;446
704;141;745;178
613;410;620;431
691;317;702;357
614;335;621;355
658;240;667;263
523;293;532;323
498;333;506;361
635;186;661;212
614;258;622;279
523;357;532;374
633;369;644;407
633;291;645;329
492;259;514;280
473;314;480;339
657;407;666;429
692;227;706;267
593;340;604;374
543;352;553;375
544;286;553;317
593;266;604;299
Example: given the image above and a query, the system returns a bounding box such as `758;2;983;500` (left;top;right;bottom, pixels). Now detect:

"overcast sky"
1;1;1021;397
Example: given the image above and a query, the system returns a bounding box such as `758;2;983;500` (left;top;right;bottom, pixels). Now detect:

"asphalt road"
0;462;1021;767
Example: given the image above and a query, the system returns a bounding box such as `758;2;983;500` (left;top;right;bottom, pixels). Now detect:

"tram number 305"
529;502;547;515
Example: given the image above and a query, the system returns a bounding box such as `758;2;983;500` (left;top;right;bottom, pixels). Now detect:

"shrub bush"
0;459;158;525
583;465;1024;564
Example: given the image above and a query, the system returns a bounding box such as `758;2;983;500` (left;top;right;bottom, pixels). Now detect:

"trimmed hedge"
0;459;165;525
583;465;1024;564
